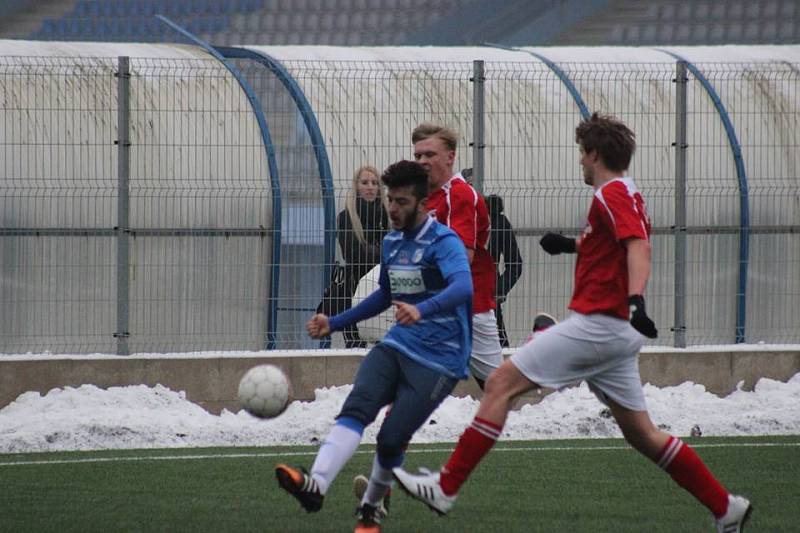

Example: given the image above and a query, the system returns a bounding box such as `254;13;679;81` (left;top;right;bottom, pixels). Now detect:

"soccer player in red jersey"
394;114;752;533
411;123;503;390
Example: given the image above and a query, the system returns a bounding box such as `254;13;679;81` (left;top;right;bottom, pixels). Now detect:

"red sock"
440;417;501;495
658;436;729;518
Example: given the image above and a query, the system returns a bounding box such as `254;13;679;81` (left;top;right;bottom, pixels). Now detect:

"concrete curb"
2;348;798;414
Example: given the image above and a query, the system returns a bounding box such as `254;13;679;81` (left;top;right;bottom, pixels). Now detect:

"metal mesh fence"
1;53;798;354
280;60;477;347
483;62;680;347
0;55;273;354
126;57;272;354
0;57;118;354
279;58;799;348
717;63;800;344
223;52;330;350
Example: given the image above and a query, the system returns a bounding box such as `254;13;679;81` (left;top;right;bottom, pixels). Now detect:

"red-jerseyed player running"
393;113;752;533
412;123;502;390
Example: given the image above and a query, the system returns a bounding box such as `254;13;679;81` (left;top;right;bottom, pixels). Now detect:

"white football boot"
392;467;456;515
715;494;753;533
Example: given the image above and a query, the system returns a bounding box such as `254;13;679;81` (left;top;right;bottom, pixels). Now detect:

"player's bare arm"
625;237;657;338
624;237;651;296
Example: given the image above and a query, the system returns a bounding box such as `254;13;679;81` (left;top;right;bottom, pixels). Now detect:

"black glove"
628;295;658;338
539;233;576;255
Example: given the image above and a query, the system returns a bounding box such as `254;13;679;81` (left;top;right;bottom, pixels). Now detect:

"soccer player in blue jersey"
275;160;473;533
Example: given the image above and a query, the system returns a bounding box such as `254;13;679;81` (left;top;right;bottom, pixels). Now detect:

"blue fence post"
657;49;749;344
156;15;284;349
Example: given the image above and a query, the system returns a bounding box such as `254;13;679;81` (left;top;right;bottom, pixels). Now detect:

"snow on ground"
1;373;798;454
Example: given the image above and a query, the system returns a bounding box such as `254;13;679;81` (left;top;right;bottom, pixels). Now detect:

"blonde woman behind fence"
336;165;389;348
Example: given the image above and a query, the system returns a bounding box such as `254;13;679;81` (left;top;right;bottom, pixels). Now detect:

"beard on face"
395;203;421;231
582;166;593;185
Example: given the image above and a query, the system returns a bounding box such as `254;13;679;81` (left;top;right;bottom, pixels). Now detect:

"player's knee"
337;387;385;427
482;372;503;397
483;362;522;401
336;406;375;428
376;433;406;464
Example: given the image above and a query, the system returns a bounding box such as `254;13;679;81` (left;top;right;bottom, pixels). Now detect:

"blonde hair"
411;122;458;151
345;165;383;245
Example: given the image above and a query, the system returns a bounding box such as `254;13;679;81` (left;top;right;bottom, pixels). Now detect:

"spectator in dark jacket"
486;194;522;347
336;165;389;347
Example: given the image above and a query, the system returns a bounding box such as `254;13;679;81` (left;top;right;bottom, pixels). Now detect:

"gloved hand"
628;295;658;338
539;233;577;255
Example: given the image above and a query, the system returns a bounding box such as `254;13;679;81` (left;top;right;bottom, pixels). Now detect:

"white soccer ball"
237;364;292;419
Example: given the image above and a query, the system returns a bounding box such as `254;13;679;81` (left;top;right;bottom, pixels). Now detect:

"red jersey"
427;175;496;313
570;177;651;319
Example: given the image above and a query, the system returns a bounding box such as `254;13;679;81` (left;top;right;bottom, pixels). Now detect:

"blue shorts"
338;343;457;448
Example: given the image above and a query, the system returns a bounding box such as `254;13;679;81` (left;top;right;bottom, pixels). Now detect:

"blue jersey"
380;217;473;379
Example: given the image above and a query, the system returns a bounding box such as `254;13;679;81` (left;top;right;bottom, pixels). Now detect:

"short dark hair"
575;113;636;172
381;160;429;200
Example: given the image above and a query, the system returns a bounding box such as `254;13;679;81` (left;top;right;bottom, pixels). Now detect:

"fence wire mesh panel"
484;62;679;347
0;56;118;354
126;57;272;353
271;58;800;348
0;56;274;354
279;60;475;349
699;62;800;344
1;54;798;354
225;53;326;350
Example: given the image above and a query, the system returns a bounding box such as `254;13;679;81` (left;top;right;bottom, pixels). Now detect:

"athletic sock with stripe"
657;436;729;518
439;416;502;496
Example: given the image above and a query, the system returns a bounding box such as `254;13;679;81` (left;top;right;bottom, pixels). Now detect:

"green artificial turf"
0;436;796;532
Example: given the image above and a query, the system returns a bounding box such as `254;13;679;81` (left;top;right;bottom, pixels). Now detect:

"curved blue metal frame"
218;47;337;282
156;16;283;349
485;43;591;119
216;46;336;348
520;50;591;120
657;50;749;344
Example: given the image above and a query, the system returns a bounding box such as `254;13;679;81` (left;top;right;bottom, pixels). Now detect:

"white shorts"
510;312;647;411
469;310;503;381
